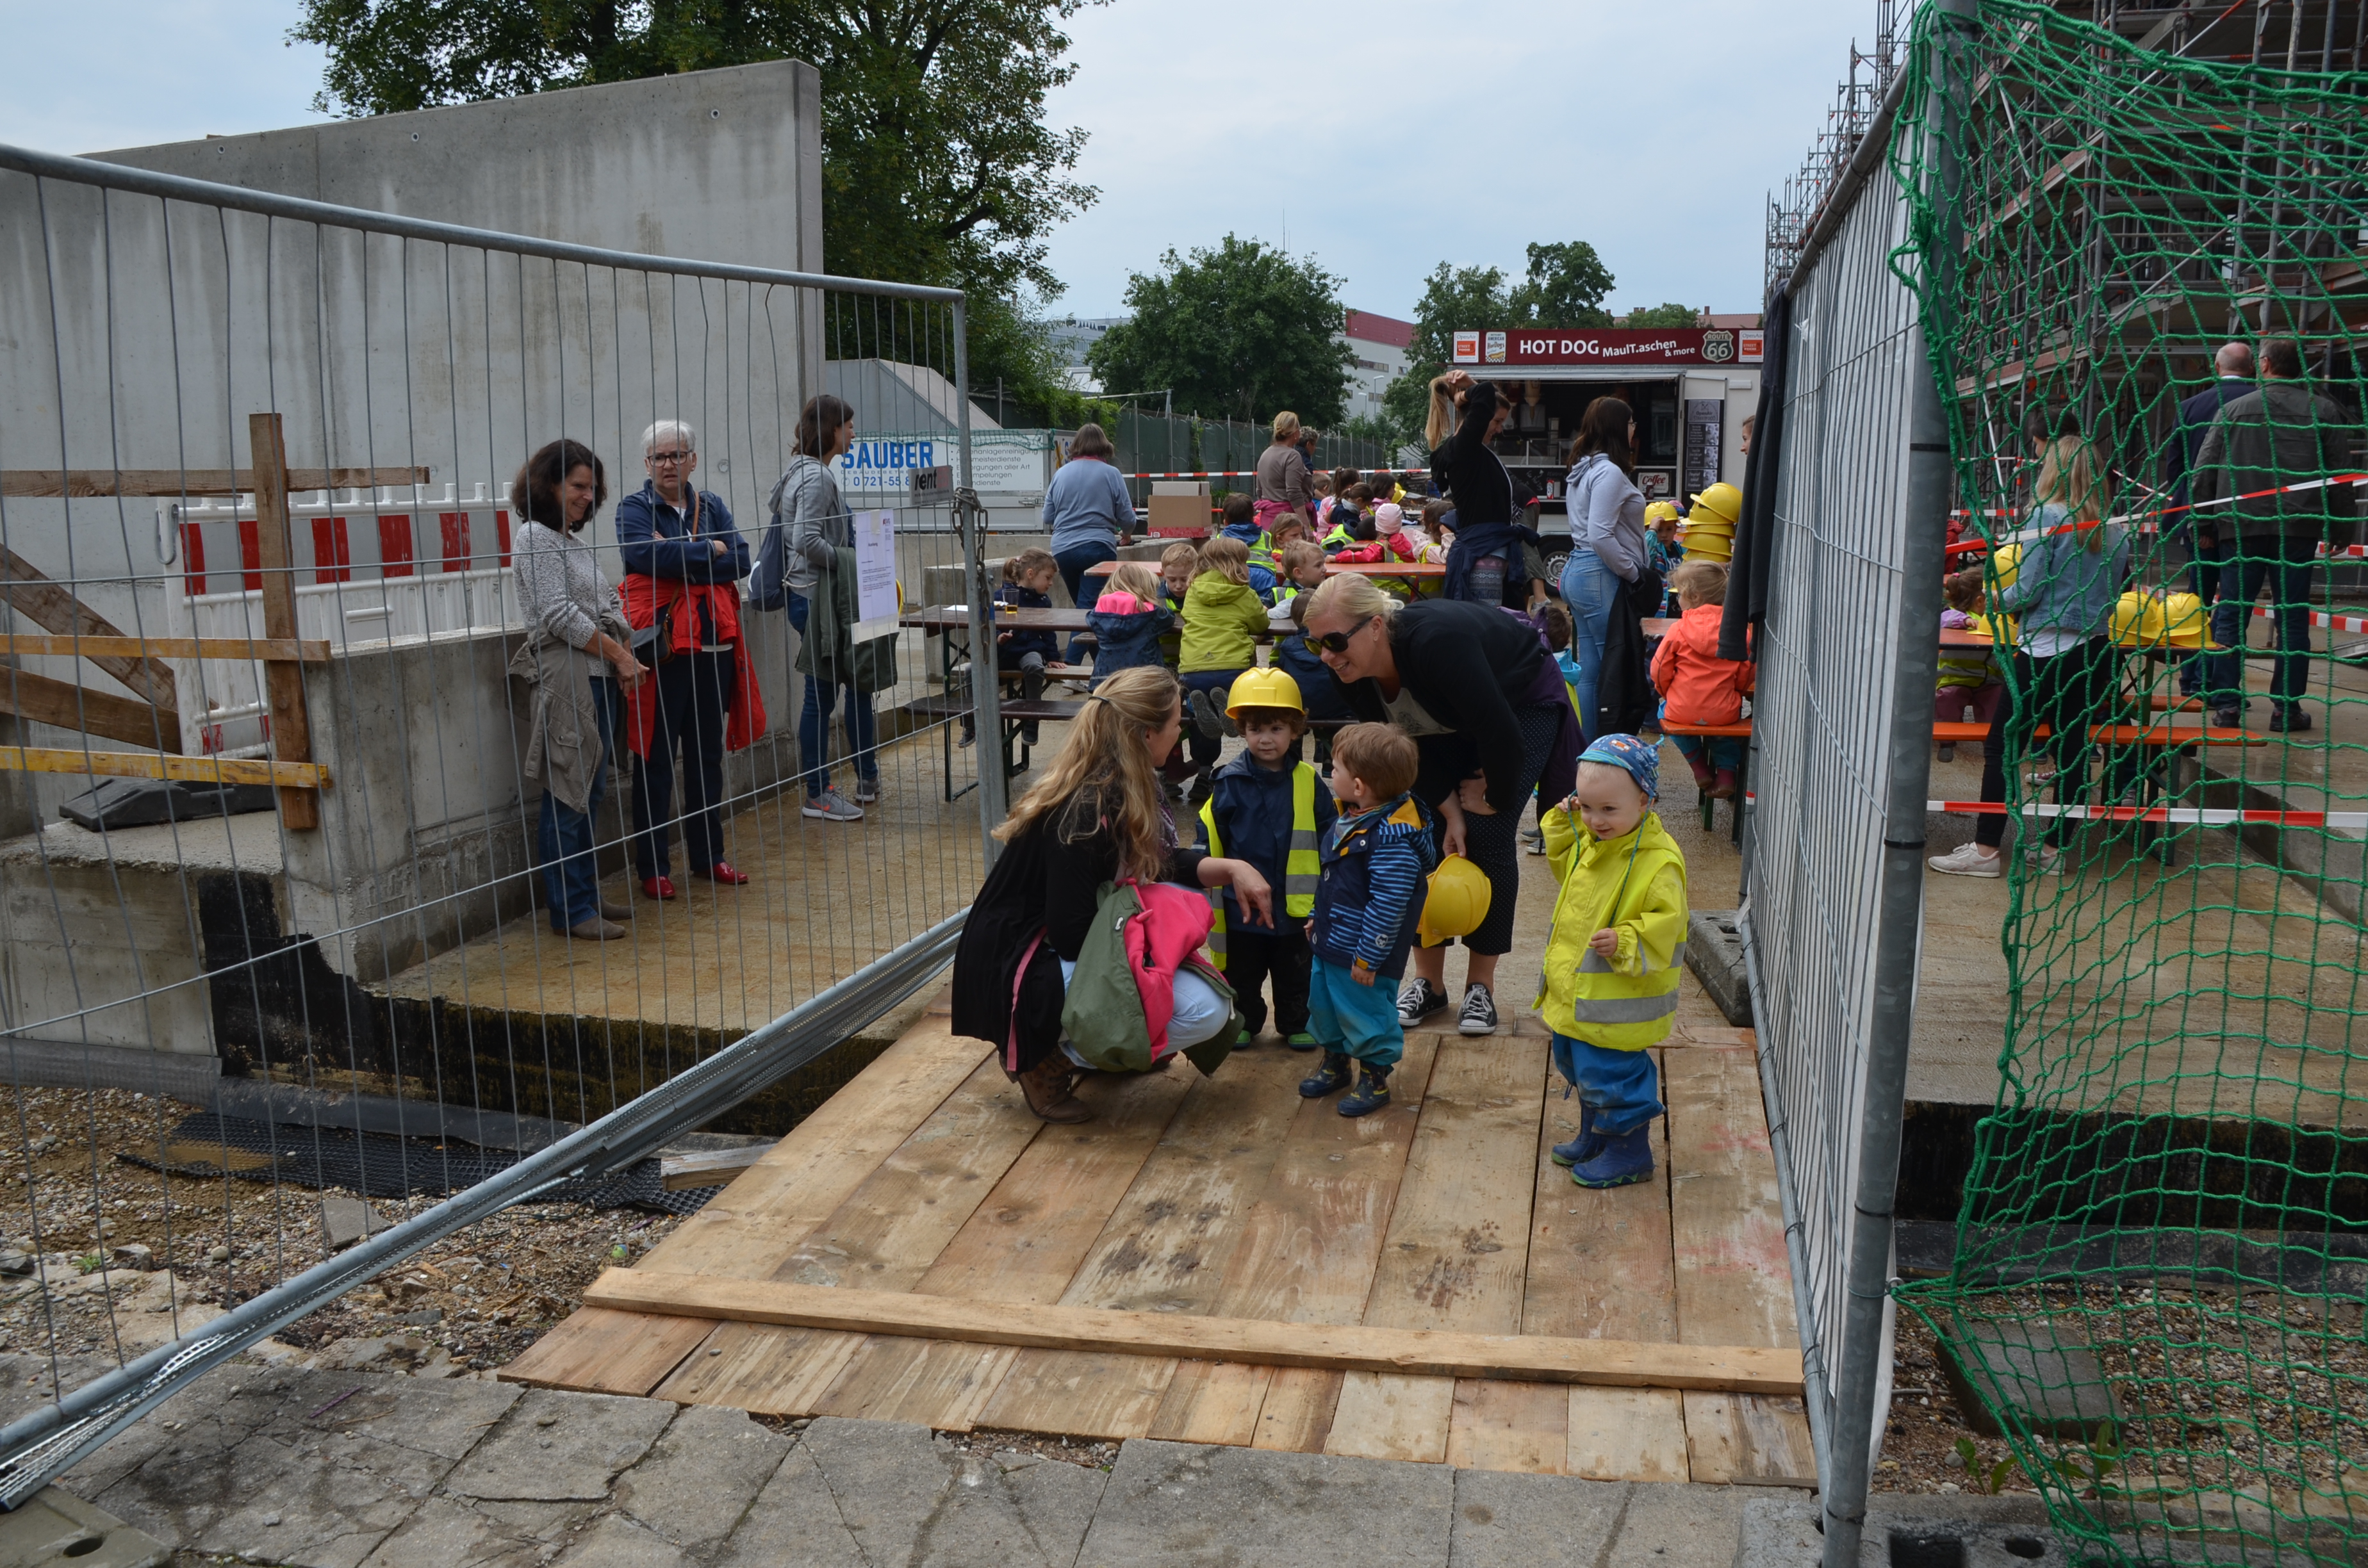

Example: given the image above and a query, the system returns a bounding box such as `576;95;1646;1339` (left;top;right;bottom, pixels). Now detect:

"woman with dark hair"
758;393;876;822
1559;396;1647;735
950;665;1274;1122
1427;370;1541;607
509;439;648;940
1042;422;1135;662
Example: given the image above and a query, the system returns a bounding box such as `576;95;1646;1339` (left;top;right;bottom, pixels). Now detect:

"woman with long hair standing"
510;439;647;940
950;666;1276;1122
758;393;877;822
1559;396;1648;734
1427;370;1540;608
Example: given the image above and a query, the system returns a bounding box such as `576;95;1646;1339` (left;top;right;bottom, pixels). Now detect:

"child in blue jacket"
1299;722;1436;1117
964;546;1058;746
1087;561;1175;679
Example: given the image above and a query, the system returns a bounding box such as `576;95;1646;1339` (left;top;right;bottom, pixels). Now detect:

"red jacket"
1650;601;1755;726
618;572;767;757
1329;530;1421;567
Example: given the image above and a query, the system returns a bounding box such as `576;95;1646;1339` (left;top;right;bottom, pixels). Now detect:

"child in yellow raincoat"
1536;733;1689;1188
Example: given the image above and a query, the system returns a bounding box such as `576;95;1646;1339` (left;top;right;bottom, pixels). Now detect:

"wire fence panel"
0;142;998;1498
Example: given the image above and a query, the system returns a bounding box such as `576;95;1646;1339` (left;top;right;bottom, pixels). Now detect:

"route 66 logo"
1701;330;1736;364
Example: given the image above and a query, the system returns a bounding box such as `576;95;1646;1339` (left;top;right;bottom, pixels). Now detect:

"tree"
1084;236;1354;427
1508;241;1615;331
1376;242;1620;446
290;0;1103;412
1621;302;1704;328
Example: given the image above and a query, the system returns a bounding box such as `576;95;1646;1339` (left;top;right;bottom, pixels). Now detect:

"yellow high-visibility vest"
1197;761;1322;968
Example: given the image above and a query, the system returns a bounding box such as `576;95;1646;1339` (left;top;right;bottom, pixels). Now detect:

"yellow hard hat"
1416;854;1492;947
1224;666;1304;717
1644;500;1683;528
2111;591;2219;651
1686;482;1741;528
1984;541;2021;592
1683;537;1734;562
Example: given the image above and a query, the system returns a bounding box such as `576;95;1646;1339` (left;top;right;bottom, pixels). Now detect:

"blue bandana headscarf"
1579;733;1660;801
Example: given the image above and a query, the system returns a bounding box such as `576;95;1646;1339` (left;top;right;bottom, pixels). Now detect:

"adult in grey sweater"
757;395;878;816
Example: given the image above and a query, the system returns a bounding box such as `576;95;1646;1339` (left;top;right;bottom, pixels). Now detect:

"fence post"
247;411;318;830
1820;4;1968;1562
950;297;1004;851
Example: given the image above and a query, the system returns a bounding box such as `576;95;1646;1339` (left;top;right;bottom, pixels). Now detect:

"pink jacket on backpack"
1130;880;1219;1058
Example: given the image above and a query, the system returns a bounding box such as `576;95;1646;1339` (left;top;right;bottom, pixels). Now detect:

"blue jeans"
1308;957;1405;1068
1059;958;1231;1061
2206;534;2315;712
538;676;621;931
1671;732;1745;771
1550;1032;1663;1135
1055;539;1119;663
1559;549;1622;740
787;591;879;799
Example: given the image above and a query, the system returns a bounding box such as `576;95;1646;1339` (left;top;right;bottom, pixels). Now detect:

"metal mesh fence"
0;140;1001;1498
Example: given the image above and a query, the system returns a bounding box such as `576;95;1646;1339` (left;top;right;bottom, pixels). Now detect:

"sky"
0;0;1886;323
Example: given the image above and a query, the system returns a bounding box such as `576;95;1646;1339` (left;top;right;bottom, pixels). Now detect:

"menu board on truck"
1682;400;1724;500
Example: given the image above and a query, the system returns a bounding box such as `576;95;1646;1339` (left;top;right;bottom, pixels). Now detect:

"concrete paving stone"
60;1364;298;1505
550;1510;693;1568
610;1402;791;1549
793;1418;1110;1568
986;1444;1110;1568
793;1419;956;1565
1611;1482;1795;1568
355;1493;602;1568
709;1440;869;1568
321;1195;389;1251
0;1485;169;1568
1741;1496;2070;1568
1447;1469;1629;1567
0;1353;117;1426
1076;1438;1456;1568
93;1419;422;1568
441;1386;678;1502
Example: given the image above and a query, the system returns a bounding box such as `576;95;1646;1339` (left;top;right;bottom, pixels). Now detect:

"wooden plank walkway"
504;999;1815;1483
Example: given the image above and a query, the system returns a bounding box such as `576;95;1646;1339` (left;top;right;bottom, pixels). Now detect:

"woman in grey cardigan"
509;439;648;940
757;393;874;822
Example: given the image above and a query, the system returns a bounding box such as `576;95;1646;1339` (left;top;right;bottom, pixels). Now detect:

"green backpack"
1059;881;1242;1076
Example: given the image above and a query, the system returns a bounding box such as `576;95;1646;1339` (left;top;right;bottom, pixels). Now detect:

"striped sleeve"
1354;836;1426;972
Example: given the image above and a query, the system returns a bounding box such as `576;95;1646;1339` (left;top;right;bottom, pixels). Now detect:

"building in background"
1046;316;1126;395
1342;309;1414;421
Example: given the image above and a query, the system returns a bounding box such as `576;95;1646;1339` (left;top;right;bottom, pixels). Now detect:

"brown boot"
1017;1058;1093;1123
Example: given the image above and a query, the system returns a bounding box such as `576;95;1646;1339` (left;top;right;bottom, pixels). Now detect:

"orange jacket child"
1650;601;1754;727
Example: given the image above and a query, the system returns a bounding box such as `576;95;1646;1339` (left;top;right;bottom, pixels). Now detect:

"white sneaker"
1928;843;2003;878
802;788;864;822
2025;844;2064;876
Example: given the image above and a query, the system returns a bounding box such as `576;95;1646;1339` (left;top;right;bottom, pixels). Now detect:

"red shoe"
1710;769;1739;801
641;876;677;900
700;861;750;885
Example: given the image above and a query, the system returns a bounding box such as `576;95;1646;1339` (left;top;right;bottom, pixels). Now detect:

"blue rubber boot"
1570;1125;1654;1189
1285;1031;1320;1052
1298;1051;1353;1098
1337;1065;1393;1118
1549;1102;1599;1166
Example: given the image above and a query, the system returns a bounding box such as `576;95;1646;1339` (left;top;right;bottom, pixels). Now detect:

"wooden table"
900;607;1095;799
1325;561;1445;578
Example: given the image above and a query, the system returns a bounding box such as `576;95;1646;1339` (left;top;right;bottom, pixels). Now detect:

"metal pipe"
0;913;965;1507
1821;3;1971;1563
0;141;962;304
951;296;1005;844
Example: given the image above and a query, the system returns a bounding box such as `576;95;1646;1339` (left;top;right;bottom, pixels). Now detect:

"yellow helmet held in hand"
1416;854;1492;947
1224;666;1304;717
1686;482;1741;528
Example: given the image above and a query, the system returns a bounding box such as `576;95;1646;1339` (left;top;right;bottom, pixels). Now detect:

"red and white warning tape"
1943;471;2368;558
1927;801;2368;828
1121;470;1257;479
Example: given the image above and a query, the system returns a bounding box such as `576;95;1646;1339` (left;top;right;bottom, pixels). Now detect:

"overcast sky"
0;0;1884;322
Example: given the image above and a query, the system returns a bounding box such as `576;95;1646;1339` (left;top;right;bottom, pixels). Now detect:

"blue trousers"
1055;539;1119;663
538;676;621;931
1559;549;1622;740
1550;1032;1663;1135
787;591;879;799
1308;957;1405;1068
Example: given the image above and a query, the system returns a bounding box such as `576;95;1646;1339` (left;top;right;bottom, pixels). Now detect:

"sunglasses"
1301;616;1377;656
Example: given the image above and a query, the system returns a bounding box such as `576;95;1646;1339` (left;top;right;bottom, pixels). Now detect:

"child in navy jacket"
964;546;1059;746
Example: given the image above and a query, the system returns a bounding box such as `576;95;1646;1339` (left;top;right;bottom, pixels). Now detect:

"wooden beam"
248;414;317;830
657;1147;768;1192
0;667;178;752
0;466;432;498
0;747;327;790
0;547;176;712
580;1273;1807;1396
0;635;333;664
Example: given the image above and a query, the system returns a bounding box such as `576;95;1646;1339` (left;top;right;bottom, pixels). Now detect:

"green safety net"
1884;3;2367;1564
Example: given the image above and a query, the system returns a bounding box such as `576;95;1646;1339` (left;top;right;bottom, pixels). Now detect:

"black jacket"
1429;387;1515;528
1594;578;1659;740
950;788;1205;1070
1329;600;1549;813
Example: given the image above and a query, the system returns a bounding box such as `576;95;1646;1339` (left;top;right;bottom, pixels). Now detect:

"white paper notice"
851;508;900;642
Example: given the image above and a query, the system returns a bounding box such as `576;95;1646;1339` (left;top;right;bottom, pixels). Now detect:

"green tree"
290;0;1103;414
1508;241;1615;330
1620;302;1704;328
1085;236;1354;427
1376;242;1620;447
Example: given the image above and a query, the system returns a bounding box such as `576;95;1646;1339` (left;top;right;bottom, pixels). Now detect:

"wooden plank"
579;1273;1806;1393
975;1349;1180;1441
0;634;332;663
1251;1368;1343;1453
0;544;174;709
1147;1360;1272;1446
247;414;316;830
1522;1073;1678;1342
658;1146;767;1191
0;465;431;497
810;1338;1019;1432
1567;1388;1690;1483
1324;1373;1454;1464
1683;1393;1818;1487
0;747;327;790
1445;1379;1569;1475
496;1307;711;1396
638;1020;989;1279
650;1325;866;1416
0;666;177;751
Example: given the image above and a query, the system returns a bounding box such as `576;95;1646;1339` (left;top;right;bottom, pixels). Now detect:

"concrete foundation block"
0;1487;169;1568
1686;908;1754;1025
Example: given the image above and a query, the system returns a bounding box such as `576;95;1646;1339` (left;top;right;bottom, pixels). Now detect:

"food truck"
1451;324;1763;578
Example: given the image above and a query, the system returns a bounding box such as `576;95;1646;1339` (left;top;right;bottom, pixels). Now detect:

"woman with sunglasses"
1299;575;1579;1038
